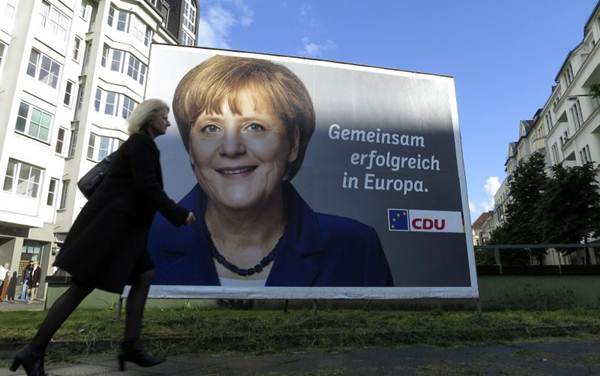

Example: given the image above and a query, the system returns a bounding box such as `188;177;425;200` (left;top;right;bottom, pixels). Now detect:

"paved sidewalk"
0;300;45;312
2;339;600;375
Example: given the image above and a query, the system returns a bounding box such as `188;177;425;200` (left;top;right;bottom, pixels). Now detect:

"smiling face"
189;89;299;211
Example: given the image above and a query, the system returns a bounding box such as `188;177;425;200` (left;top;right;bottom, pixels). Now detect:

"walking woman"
10;99;195;376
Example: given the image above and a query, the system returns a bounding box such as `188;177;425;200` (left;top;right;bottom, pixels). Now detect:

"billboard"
145;45;477;299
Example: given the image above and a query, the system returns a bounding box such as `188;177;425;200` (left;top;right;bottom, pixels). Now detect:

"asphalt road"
2;339;600;375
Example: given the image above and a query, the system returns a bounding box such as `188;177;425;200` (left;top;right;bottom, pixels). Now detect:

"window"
111;49;123;72
15;102;52;143
94;88;102;111
49;7;70;40
86;133;95;159
108;5;150;45
127;54;140;80
22;240;44;256
121;96;136;119
104;92;116;115
129;15;146;43
68;130;77;158
26;49;61;88
0;42;5;64
0;42;5;76
182;31;194;46
570;100;584;130
139;64;146;85
87;133;121;161
560;129;570;147
144;27;152;46
59;180;69;209
76;82;85;110
3;0;17;22
117;8;128;31
126;54;147;83
544;112;553;133
565;64;574;86
3;159;43;198
39;1;50;26
95;89;136;118
40;3;70;40
108;5;114;26
551;142;560;164
80;0;89;20
105;47;147;84
55;127;67;154
580;145;592;164
182;0;196;33
101;44;109;67
63;80;75;107
47;178;58;206
73;36;82;61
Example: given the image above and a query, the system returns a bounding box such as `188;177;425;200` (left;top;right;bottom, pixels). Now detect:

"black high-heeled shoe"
9;345;47;376
118;339;164;371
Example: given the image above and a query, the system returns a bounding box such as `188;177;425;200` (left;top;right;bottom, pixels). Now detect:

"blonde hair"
172;55;315;180
127;98;169;135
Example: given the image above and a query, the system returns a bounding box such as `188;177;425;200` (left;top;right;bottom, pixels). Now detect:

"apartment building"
471;211;494;246
493;1;600;264
0;0;199;299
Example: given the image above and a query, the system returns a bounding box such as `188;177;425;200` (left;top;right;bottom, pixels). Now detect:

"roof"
472;211;493;229
584;1;600;35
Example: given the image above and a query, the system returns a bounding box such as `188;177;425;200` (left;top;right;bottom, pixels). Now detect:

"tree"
489;152;548;264
536;162;600;263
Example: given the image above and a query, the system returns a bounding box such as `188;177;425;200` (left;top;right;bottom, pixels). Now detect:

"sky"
195;0;598;223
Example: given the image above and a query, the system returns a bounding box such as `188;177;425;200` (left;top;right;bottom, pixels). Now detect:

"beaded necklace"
202;219;285;277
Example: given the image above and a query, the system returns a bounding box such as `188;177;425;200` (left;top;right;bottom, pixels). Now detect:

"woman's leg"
119;269;163;370
124;269;154;341
30;282;93;351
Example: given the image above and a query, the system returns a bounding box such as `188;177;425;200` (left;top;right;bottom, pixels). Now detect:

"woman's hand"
186;212;196;225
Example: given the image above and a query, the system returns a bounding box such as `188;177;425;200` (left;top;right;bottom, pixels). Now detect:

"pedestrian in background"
9;99;195;376
6;272;17;303
0;263;8;291
19;262;33;302
27;262;41;303
0;263;10;303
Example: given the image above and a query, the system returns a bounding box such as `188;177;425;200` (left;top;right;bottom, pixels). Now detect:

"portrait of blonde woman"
148;55;393;287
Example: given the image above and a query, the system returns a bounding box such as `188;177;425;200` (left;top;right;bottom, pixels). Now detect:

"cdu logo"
387;209;464;233
387;209;410;231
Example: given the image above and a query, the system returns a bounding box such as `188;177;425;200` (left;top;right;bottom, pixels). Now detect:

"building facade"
471;211;495;246
0;0;198;299
492;1;600;264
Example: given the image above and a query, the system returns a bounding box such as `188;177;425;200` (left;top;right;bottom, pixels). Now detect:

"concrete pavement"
2;339;600;375
0;300;45;312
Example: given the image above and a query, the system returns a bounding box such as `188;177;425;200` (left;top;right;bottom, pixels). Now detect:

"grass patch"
2;307;600;362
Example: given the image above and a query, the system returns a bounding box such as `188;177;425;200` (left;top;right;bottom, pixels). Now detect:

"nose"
219;129;246;157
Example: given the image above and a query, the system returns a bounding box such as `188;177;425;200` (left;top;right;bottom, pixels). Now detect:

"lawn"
2;306;600;362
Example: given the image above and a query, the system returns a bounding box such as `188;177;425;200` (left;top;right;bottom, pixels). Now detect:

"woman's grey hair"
127;98;169;135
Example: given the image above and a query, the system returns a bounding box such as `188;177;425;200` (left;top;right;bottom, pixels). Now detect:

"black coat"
54;133;188;293
31;267;41;286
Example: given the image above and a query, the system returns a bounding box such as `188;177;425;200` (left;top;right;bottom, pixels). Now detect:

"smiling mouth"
216;166;257;176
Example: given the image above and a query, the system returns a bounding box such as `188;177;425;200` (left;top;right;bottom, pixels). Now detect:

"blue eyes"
201;124;220;133
246;123;265;132
199;122;265;133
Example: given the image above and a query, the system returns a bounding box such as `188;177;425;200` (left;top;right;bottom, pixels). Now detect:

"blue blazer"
148;183;394;287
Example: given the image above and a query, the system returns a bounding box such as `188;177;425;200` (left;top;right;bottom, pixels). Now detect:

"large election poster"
144;45;477;299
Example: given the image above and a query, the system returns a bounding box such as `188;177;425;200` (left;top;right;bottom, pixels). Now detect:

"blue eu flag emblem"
388;209;409;231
